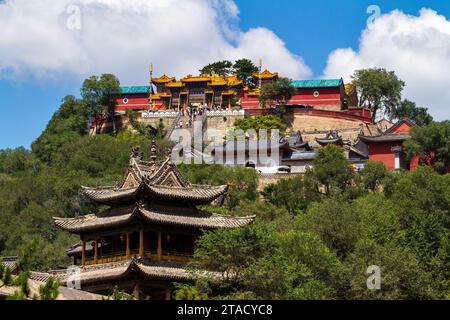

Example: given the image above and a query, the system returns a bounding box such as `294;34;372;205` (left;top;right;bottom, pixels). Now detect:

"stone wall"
205;111;245;139
257;173;302;191
285;114;366;132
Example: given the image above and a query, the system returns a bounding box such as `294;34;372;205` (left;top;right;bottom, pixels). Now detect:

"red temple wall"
116;94;150;111
367;142;400;171
288;87;342;107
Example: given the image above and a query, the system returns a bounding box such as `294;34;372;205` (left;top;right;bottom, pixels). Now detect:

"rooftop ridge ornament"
150;140;157;162
131;146;143;161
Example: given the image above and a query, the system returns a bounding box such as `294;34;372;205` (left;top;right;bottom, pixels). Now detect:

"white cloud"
0;0;311;84
323;8;450;120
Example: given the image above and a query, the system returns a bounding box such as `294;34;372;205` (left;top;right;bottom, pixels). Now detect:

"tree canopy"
234;115;286;133
351;68;405;122
404;121;450;174
391;99;433;127
81;74;121;134
199;60;233;76
259;77;296;111
0;73;448;300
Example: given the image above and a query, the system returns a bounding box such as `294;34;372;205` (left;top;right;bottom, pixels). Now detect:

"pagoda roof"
208;75;228;86
358;134;410;143
181;75;211;82
79;148;229;205
315;137;343;146
315;131;344;146
30;259;208;285
165;81;185;88
0;256;19;272
152;74;175;84
54;203;254;233
252;69;278;80
81;182;228;206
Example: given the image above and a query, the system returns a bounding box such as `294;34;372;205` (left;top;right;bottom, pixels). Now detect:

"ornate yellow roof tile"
252;69;279;80
152;74;175;84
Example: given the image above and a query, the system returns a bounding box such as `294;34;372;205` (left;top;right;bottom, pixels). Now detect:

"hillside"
0;94;448;300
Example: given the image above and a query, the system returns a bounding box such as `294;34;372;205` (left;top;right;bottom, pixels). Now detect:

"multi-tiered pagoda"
53;145;255;300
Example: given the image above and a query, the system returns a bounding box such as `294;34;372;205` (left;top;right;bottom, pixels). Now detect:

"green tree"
199;60;233;76
38;277;60;300
389;167;449;292
174;284;208;300
194;222;275;285
298;198;362;257
234;115;286;133
347;240;435;299
390;99;433;127
351;68;405;122
0;147;39;174
404;121;450;174
262;175;320;215
81;74;121;135
312;145;353;195
104;286;135;300
259;77;296;112
232;59;259;87
179;164;258;209
358;161;394;192
2;265;12;285
31;95;88;163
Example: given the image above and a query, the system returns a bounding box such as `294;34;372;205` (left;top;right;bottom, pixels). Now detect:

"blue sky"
0;0;449;150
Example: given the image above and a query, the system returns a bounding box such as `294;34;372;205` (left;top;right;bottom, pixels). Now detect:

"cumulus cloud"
0;0;311;84
323;8;450;120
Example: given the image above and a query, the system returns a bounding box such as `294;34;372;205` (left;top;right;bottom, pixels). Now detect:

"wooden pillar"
157;232;162;260
164;287;171;300
94;239;98;264
81;240;86;266
126;233;131;259
139;229;144;257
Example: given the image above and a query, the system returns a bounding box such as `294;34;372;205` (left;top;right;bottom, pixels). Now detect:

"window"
123;98;129;104
313;91;320;98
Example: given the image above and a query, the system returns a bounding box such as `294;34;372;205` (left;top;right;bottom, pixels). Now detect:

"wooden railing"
84;249;192;265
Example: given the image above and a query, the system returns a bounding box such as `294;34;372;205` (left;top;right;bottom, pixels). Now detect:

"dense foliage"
185;146;449;300
404;121;450;174
234;115;286;133
259;77;296;112
199;59;259;88
391;99;433;127
0;78;448;300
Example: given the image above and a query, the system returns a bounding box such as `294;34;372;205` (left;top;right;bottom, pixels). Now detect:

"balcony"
84;249;192;266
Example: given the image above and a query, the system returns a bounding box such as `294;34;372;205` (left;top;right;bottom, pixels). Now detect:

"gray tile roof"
358;134;410;143
54;204;255;233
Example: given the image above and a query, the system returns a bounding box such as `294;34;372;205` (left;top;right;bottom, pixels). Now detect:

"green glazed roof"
291;79;343;88
120;86;151;94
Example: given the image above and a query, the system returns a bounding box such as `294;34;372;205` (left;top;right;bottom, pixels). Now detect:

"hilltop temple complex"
47;144;254;300
91;65;418;173
111;67;372;136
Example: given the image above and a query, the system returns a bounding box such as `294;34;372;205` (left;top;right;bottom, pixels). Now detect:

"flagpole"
148;63;153;112
258;58;262;91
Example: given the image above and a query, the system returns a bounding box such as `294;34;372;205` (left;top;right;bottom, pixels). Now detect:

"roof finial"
151;140;157;162
131;146;143;161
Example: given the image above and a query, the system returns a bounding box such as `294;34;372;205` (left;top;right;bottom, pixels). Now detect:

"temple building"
358;118;418;171
52;144;255;300
115;68;369;119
